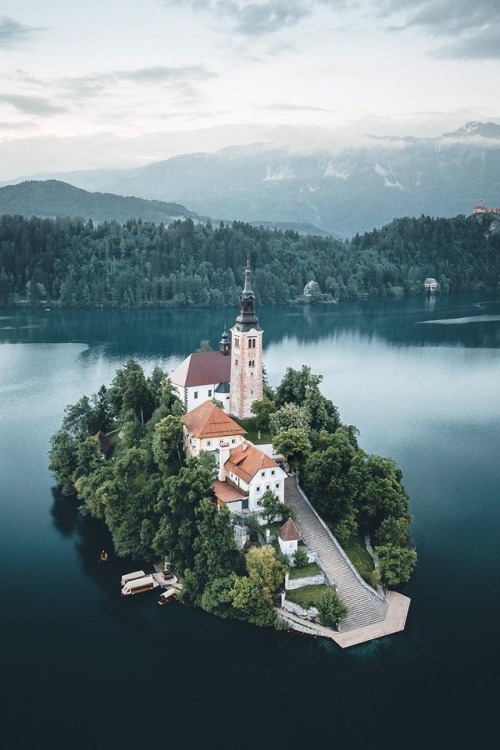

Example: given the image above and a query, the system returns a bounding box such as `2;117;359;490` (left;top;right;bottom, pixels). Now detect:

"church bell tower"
229;261;263;419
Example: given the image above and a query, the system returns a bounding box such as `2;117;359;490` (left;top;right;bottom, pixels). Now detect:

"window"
256;486;260;492
206;441;211;447
208;389;212;397
261;471;265;477
235;338;240;348
271;470;275;476
275;483;279;489
232;438;235;444
235;358;238;366
266;485;270;490
194;391;198;399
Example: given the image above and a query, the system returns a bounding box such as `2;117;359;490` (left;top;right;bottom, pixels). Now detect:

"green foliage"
257;489;283;524
229;575;276;627
245;545;288;604
293;547;309;568
48;429;78;495
272;427;311;470
376;545;418;586
251;398;277;432
270;402;311;435
376;516;411;547
317;589;348;628
3;213;499;310
152;415;183;474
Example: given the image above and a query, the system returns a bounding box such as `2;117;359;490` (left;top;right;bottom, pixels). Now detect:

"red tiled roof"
183;400;246;439
225;442;278;483
278;518;301;542
214;479;248;505
170;351;231;388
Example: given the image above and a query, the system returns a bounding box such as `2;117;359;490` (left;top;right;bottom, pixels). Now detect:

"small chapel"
170;260;264;419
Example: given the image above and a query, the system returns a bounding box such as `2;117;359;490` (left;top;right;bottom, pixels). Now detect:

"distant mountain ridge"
3;122;500;236
0;180;200;224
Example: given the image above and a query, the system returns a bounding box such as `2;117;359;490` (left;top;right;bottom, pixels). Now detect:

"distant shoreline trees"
1;213;499;308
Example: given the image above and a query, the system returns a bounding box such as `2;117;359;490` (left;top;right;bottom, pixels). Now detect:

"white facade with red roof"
278;518;302;556
182;399;246;458
170;343;231;413
217;439;287;514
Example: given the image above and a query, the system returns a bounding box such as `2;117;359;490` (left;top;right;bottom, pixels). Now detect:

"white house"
182;399;246;460
303;280;319;297
278;518;302;557
424;277;438;291
214;439;287;515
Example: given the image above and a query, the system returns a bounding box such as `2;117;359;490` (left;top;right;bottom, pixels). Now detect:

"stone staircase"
284;475;388;632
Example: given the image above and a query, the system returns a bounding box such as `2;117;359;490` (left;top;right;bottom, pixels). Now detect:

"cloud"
167;0;314;35
0;15;43;48
18;65;217;105
379;0;500;60
0;94;66;116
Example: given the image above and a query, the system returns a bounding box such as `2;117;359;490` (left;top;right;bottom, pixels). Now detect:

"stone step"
284;475;387;633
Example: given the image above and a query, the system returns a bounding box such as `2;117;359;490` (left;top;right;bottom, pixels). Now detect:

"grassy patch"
344;535;375;585
285;584;330;608
234;418;272;445
289;562;321;580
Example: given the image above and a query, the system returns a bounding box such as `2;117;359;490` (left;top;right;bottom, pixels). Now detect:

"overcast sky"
1;0;499;179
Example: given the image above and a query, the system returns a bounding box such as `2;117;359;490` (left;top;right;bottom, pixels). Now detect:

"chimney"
218;441;231;482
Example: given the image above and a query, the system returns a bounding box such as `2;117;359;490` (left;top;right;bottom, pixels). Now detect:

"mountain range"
2;122;500;237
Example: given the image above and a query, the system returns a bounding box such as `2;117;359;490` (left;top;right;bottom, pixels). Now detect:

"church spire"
235;259;261;331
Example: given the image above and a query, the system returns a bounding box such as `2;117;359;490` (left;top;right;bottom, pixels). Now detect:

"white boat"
121;575;159;596
121;570;146;587
158;587;178;605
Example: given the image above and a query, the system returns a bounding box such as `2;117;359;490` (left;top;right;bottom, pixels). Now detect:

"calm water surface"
1;295;499;749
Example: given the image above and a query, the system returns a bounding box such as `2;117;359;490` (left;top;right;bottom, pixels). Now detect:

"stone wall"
284;572;326;590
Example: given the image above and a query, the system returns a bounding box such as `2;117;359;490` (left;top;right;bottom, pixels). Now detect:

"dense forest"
49;362;416;629
1;212;499;308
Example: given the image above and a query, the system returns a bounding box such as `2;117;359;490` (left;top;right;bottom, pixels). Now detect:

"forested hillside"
0;212;498;307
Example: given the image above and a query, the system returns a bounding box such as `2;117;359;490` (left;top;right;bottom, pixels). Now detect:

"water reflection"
1;294;500;357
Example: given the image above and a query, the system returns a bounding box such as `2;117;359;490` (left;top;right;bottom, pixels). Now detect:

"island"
49;263;416;647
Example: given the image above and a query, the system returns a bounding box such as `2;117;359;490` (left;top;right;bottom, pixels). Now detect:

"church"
170;260;264;419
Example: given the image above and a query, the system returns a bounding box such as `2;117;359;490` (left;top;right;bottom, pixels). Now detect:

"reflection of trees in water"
3;298;500;355
50;486;79;536
50;488;154;634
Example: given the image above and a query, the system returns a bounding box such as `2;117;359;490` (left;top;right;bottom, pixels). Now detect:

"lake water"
1;295;499;750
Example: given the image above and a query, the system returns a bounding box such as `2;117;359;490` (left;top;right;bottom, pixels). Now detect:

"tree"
376;516;410;547
62;395;100;439
273;427;311;471
302;428;358;528
153;452;216;574
376;545;417;587
258;490;283;524
251;398;276;432
274;365;340;433
293;547;308;568
317;589;348;628
152;415;184;474
229;575;276;627
245;545;287;604
182;499;239;605
48;429;78;495
196;339;212;352
358;455;409;530
270;402;311;435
